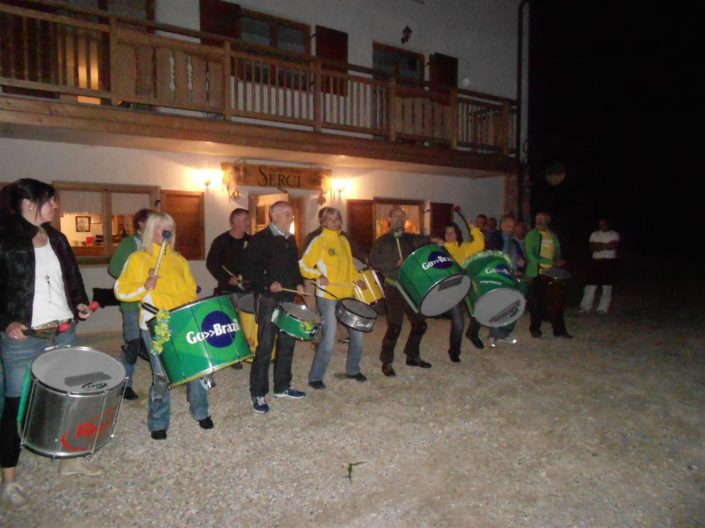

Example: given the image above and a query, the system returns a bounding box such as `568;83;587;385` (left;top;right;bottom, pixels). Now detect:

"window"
53;182;159;263
373;43;424;86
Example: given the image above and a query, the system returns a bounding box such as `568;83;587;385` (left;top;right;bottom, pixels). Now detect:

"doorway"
248;192;304;249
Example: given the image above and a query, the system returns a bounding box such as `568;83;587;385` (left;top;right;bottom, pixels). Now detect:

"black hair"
133;208;155;232
7;178;55;215
445;222;463;244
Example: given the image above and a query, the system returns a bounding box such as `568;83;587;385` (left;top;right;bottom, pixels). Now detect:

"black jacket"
240;226;303;303
0;215;88;330
205;230;251;293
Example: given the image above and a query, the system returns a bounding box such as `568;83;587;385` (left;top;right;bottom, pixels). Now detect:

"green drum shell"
272;303;320;341
150;295;252;387
397;244;472;317
463;251;526;327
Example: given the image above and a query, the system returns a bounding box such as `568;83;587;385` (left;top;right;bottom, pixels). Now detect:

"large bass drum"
18;346;126;458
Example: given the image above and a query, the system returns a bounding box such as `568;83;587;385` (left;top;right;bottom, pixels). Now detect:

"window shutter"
316;25;348;95
199;0;241;44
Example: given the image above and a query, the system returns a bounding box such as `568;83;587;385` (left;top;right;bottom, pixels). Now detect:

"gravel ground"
2;279;704;527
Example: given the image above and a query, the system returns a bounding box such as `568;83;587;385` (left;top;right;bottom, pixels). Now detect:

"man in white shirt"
580;218;620;314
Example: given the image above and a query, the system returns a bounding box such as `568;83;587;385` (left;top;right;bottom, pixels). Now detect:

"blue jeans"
121;309;140;387
1;326;76;397
309;297;363;383
141;330;209;432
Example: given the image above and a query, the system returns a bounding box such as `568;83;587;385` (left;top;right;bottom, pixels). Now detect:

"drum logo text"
422;251;454;270
485;265;511;277
190;311;240;348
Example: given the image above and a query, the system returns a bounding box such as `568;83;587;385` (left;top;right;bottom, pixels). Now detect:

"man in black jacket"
206;208;251;296
240;201;306;413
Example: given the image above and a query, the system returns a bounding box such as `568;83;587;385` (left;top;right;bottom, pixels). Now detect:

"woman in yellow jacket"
114;212;212;440
443;221;485;359
299;207;367;389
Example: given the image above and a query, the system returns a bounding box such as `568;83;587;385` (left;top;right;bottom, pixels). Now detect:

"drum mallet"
152;230;172;278
279;287;312;296
393;231;403;261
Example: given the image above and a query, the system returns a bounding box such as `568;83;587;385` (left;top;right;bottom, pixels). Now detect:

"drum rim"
277;302;321;324
415;273;472;317
472;287;526;327
160;294;234;315
338;298;377;319
33;345;126;393
167;358;251;387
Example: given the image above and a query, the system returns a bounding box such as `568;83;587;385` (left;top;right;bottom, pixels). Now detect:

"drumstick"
153;230;172;277
222;265;250;285
280;287;312;296
395;236;403;261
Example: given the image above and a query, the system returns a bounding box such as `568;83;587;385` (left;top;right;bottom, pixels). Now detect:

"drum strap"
384;277;397;287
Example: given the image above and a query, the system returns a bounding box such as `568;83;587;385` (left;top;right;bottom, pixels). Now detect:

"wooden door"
430;202;453;238
161;190;204;260
347;199;374;255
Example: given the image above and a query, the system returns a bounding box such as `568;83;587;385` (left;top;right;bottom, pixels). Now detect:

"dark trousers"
447;303;465;356
529;276;567;335
0;397;20;468
249;296;296;397
380;285;427;365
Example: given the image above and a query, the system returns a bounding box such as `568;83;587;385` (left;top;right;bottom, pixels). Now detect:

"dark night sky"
528;0;701;261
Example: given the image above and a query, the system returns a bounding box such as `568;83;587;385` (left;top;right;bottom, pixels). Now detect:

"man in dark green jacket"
525;212;572;339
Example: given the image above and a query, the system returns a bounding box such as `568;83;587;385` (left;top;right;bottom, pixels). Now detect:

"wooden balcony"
0;1;518;176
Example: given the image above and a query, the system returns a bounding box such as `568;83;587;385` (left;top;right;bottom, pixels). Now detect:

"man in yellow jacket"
300;207;367;388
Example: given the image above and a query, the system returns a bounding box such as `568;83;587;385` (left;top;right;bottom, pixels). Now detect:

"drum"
397;244;472;317
18;346;126;458
335;298;377;332
463;250;526;327
272;302;321;340
354;268;385;305
149;295;252;387
541;267;570;318
235;293;258;351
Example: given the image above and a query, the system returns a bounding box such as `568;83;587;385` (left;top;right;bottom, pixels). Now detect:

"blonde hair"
141;212;176;250
320;207;342;224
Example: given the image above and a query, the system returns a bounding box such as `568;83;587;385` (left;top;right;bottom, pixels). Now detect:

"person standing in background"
580;218;620;314
108;208;154;400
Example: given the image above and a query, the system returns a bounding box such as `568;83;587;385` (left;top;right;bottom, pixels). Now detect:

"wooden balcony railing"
0;1;516;157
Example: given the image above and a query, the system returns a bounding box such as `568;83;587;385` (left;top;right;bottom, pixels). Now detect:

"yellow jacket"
299;228;361;300
114;243;197;329
444;226;485;265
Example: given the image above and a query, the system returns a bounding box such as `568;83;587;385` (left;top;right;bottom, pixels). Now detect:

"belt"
32;318;74;331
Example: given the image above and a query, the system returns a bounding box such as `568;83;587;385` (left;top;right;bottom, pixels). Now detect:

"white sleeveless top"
32;243;73;327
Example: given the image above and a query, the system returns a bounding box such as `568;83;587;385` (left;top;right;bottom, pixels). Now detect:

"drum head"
340;298;377;318
543;267;570;281
474;288;526;327
280;302;321;323
32;346;125;394
237;293;255;313
419;274;472;317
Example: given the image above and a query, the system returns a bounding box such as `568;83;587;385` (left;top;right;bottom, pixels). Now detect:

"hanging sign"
222;162;330;191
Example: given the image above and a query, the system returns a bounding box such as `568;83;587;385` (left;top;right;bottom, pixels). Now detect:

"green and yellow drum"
397;244;472;317
149;295;252;387
462;250;526;327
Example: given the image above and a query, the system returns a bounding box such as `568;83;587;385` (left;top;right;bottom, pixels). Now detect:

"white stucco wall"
0;137;503;333
156;0;519;99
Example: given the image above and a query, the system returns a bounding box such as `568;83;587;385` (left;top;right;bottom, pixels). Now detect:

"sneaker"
346;372;368;383
58;457;103;477
252;396;270;413
489;337;497;348
123;387;139;400
198;416;214;429
1;482;27;508
308;380;326;390
273;388;306;399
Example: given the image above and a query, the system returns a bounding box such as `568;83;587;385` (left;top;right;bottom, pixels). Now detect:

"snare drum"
149;295;253;387
335;298;377;332
463;250;526;327
18;346;126;458
397;244;472;317
272;302;321;340
354;268;385;305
